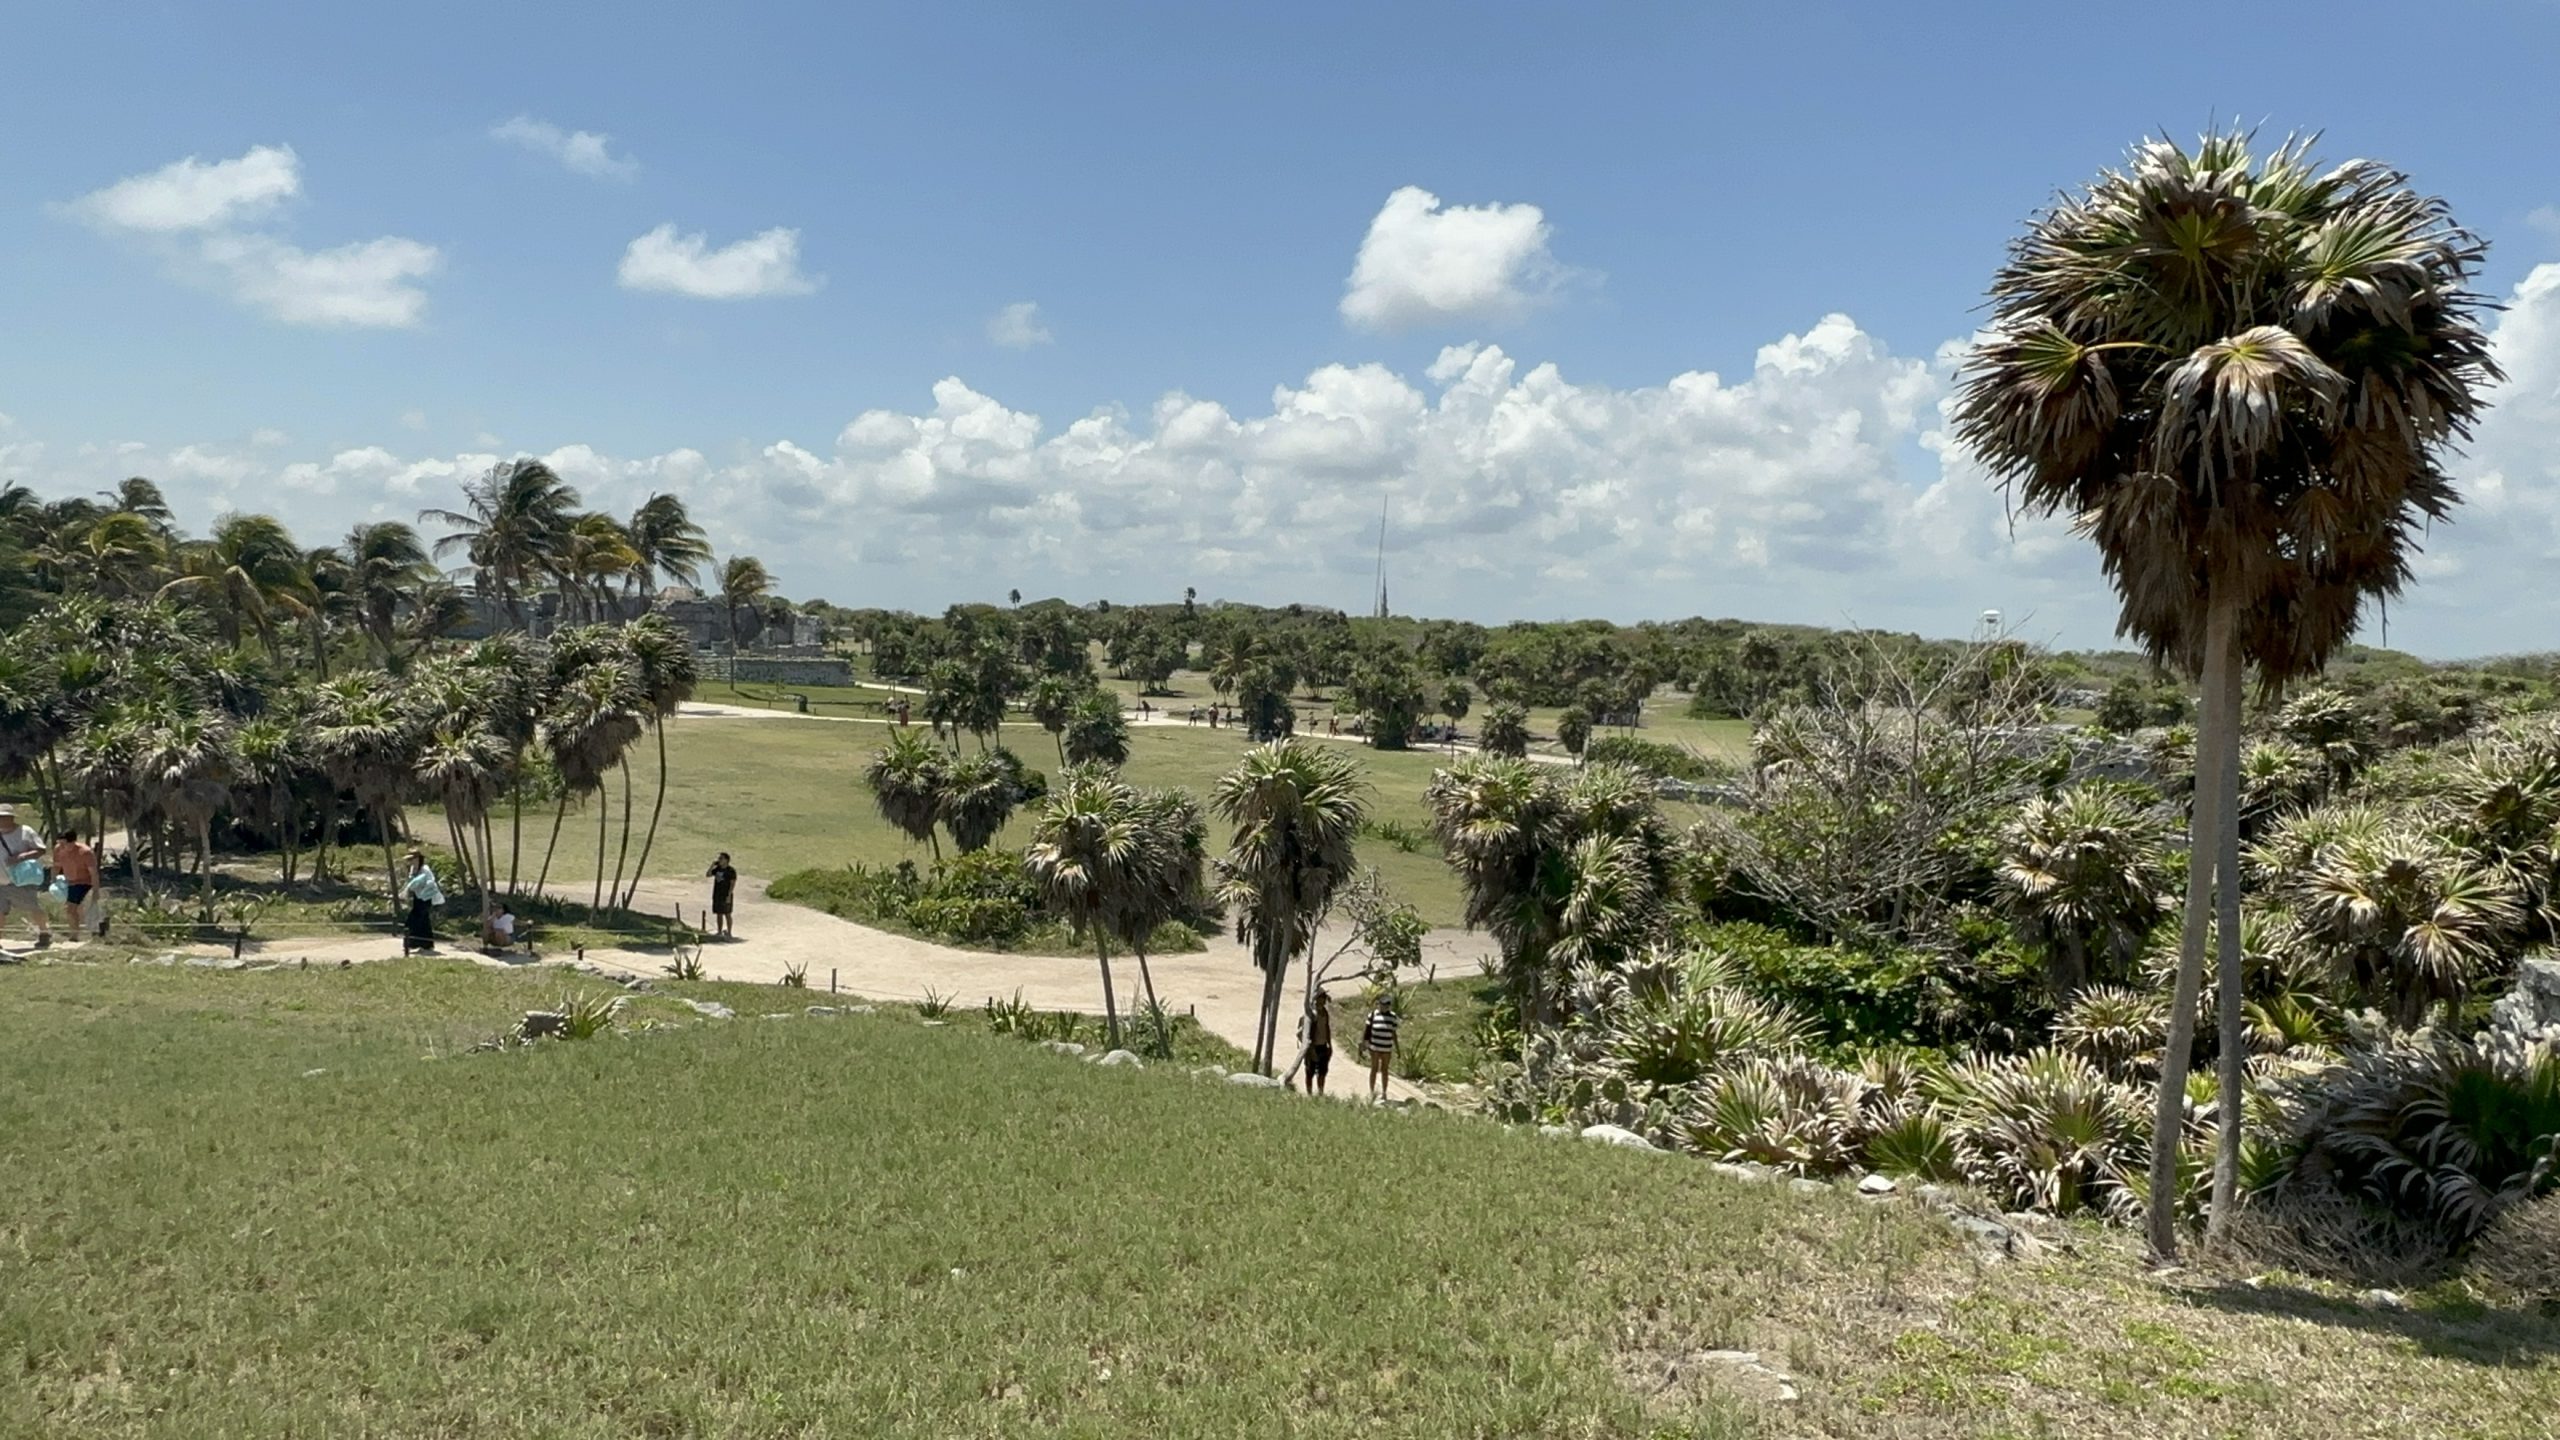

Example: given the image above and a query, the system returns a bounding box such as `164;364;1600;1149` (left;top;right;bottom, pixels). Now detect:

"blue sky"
7;1;2560;653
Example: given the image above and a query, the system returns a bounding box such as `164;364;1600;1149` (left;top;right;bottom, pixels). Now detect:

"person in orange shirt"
51;828;101;938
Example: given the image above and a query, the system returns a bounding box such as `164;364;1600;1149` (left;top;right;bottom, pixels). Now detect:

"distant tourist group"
0;805;103;952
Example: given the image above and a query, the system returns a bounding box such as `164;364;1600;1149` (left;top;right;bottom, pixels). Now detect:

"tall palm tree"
717;555;774;650
1953;130;2500;1254
52;511;170;599
1211;741;1367;1073
1028;674;1082;764
865;730;949;861
1024;768;1166;1050
1995;787;2176;997
625;493;712;598
939;749;1022;854
1426;757;1675;1023
233;701;325;884
130;710;237;916
312;678;421;898
157;513;315;659
559;513;642;624
342;521;433;668
1063;691;1131;767
1118;786;1209;1054
617;617;698;906
102;476;175;533
535;653;644;914
421;459;580;632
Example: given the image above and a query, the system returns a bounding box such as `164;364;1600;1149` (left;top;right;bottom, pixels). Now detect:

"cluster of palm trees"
0;462;779;667
0;589;694;922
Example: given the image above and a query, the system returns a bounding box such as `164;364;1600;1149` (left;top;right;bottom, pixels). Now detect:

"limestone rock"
1857;1173;1898;1197
2490;957;2560;1041
1689;1349;1799;1405
1226;1071;1285;1088
805;1006;841;1016
1788;1177;1829;1196
1097;1049;1143;1068
1578;1123;1657;1151
1708;1161;1773;1184
679;999;735;1020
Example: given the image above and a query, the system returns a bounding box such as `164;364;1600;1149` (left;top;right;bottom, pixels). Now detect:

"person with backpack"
399;851;443;955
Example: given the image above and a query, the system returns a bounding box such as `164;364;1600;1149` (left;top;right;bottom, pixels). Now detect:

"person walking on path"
398;851;442;955
0;805;52;951
705;852;739;938
1297;988;1336;1096
50;828;99;939
1360;993;1400;1103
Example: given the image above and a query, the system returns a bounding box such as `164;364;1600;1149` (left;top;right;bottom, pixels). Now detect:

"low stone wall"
702;656;854;687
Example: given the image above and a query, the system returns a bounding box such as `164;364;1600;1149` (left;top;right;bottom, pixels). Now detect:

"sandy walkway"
192;868;1492;1103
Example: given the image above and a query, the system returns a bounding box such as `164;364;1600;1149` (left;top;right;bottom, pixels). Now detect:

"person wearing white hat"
0;804;52;951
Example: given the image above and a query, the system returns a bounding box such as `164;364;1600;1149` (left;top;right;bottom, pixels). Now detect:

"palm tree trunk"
380;816;400;914
2148;595;2235;1263
1131;942;1165;1056
507;765;526;898
608;760;635;914
2207;636;2249;1241
476;815;499;923
625;722;671;908
197;817;215;918
592;779;610;916
535;792;570;898
1095;940;1121;1050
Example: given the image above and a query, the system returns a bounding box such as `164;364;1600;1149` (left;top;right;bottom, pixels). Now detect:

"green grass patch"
2;960;2556;1436
501;717;1479;925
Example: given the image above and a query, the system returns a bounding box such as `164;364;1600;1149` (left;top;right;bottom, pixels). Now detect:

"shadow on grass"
2174;1280;2560;1365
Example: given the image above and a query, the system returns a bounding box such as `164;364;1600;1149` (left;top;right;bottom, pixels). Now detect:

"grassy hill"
4;959;2554;1437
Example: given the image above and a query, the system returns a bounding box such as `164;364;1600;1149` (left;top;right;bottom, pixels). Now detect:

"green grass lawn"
501;716;1481;925
5;959;2553;1437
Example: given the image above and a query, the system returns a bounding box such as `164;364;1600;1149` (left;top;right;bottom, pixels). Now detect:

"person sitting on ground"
399;851;442;955
482;904;518;953
705;852;739;938
1298;988;1335;1097
50;827;98;940
0;804;52;952
1361;992;1400;1103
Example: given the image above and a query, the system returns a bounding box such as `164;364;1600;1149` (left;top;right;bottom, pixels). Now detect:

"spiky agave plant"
2055;983;2171;1079
2287;1029;2560;1244
2289;823;2522;1028
1935;1049;2147;1216
1682;1058;1866;1177
1598;955;1812;1091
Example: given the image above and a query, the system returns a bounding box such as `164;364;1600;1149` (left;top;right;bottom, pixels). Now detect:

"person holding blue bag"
0;804;54;952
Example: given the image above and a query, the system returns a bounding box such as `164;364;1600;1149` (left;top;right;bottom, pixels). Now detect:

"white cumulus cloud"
28;283;2560;654
62;145;301;233
197;233;440;328
57;144;439;329
1340;185;1568;332
617;224;818;300
987;301;1053;349
489;116;638;180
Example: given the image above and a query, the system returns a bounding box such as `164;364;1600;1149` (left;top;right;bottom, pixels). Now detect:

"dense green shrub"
2282;1030;2560;1244
768;851;1203;953
1583;735;1734;783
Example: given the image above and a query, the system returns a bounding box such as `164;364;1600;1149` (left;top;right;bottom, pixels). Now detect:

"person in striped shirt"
1361;994;1400;1102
